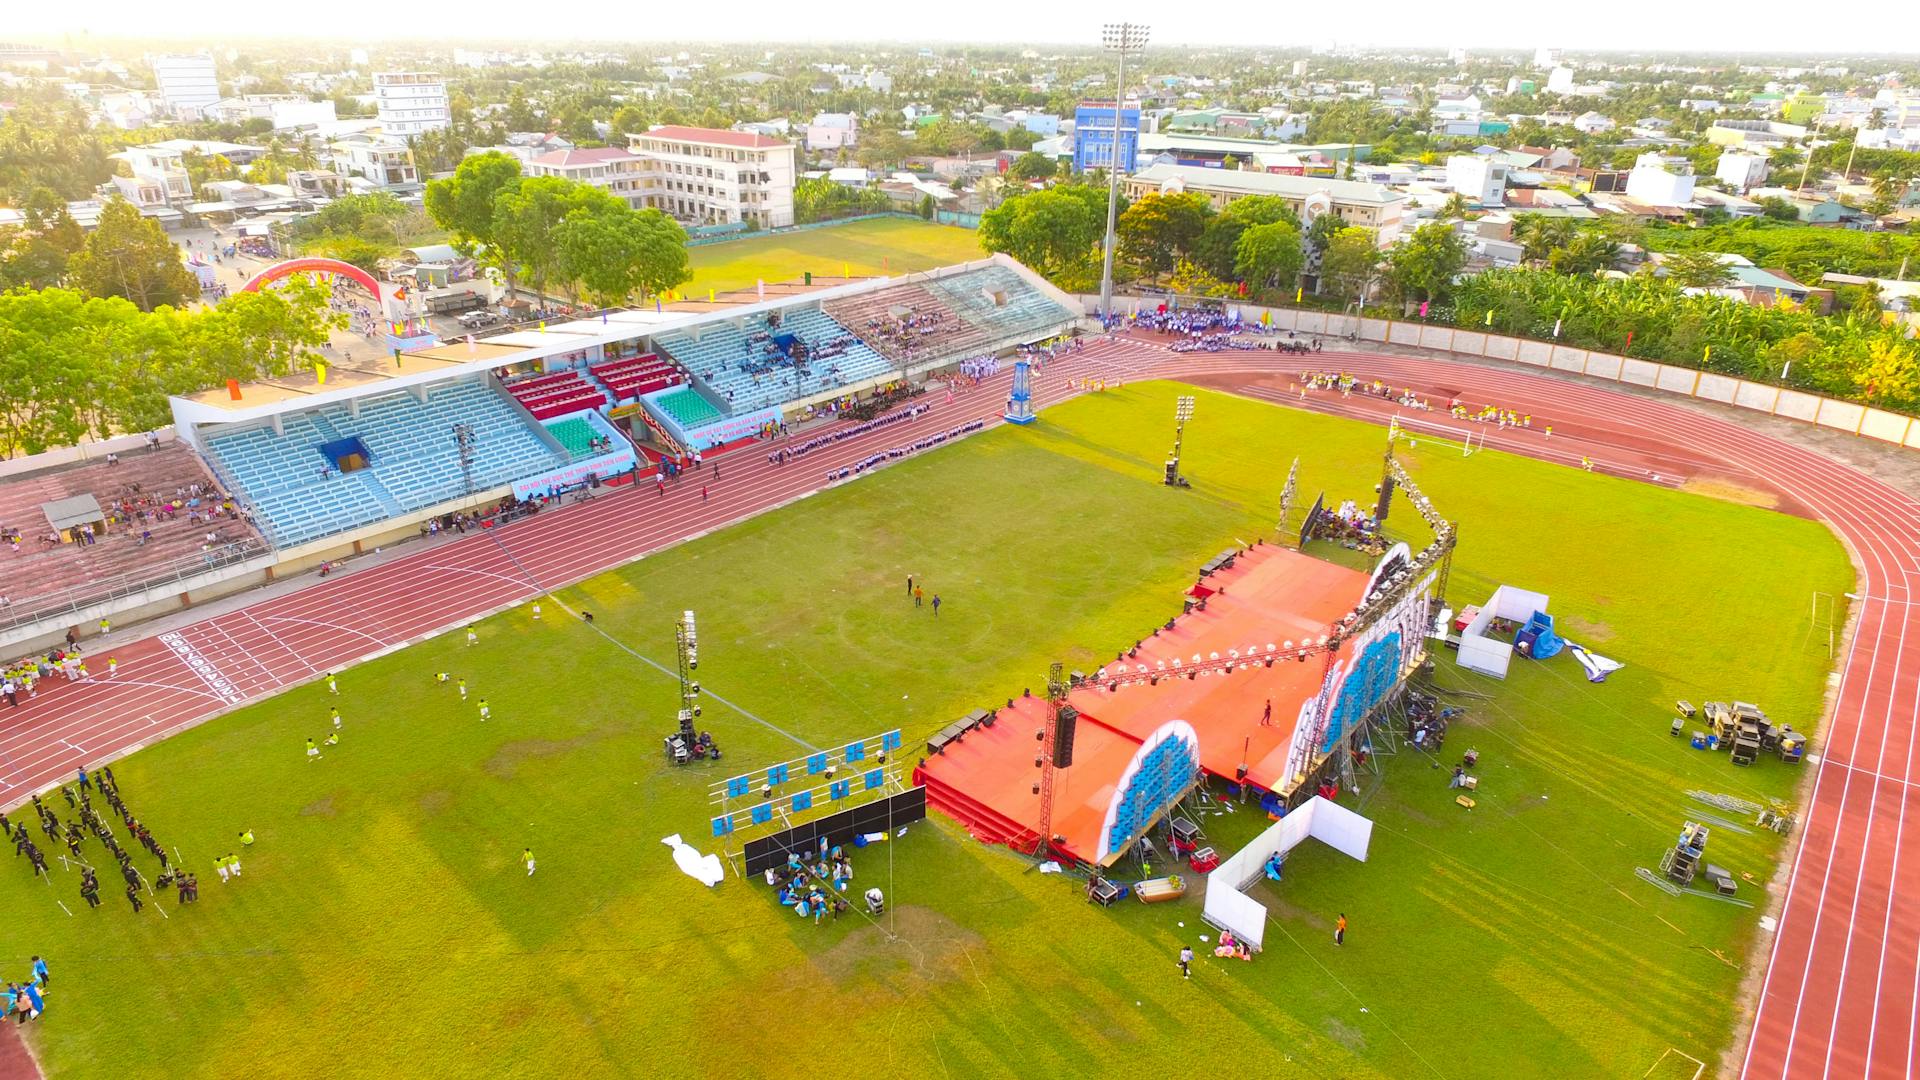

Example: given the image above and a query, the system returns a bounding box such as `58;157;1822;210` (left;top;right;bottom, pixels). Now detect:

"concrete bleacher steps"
823;266;1076;368
648;386;724;430
205;379;567;548
0;444;256;605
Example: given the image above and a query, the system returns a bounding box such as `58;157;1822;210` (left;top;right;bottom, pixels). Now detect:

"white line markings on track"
156;630;245;706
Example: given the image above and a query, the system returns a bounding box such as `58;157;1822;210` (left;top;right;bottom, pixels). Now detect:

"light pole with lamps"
1098;22;1149;322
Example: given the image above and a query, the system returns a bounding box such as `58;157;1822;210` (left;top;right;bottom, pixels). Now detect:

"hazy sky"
14;0;1915;55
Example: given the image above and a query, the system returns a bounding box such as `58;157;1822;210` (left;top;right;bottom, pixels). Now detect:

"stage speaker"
1376;476;1396;522
1053;706;1079;768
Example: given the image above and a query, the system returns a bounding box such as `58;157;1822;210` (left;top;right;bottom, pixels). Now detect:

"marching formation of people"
773;404;934;465
822;419;988;483
6;766;205;915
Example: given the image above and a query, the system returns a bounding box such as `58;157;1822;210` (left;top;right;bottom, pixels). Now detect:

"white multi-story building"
110;145;194;207
626;126;797;229
1626;152;1695;207
373;71;450;136
524;147;646;208
328;134;420;186
1446;155;1508;207
203;95;338;129
1714;152;1769;192
151;53;220;117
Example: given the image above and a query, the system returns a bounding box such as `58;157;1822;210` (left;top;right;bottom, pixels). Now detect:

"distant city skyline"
9;0;1915;57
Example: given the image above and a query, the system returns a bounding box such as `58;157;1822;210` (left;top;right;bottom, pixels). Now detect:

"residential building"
1691;187;1763;219
1572;111;1616;134
806;113;858;151
373;72;450;136
865;70;894;95
627;125;798;229
1446;155;1508;207
1714;152;1769;192
150;53;219;117
1123;162;1404;243
1624;152;1695;207
1546;67;1575;94
1433;94;1482;121
1749;188;1868;225
1533;47;1562;68
1074;101;1141;174
525;147;646;208
1018;112;1062;138
203;94;338;129
1518;145;1580;171
110;145;193;207
328;133;420;186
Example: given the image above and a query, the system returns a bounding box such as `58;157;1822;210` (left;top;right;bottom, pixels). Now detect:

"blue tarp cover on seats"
317;437;370;467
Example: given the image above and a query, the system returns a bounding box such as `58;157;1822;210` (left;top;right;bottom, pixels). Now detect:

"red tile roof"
638;125;786;149
529;147;640;167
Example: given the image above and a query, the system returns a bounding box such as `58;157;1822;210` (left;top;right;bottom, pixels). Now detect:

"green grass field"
3;383;1849;1079
683;216;984;297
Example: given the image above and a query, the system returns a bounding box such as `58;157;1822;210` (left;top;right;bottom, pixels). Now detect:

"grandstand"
823;264;1073;366
201;379;570;547
652;308;893;416
0;443;259;628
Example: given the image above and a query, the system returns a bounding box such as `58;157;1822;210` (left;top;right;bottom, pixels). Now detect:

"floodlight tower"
1164;395;1195;487
1032;661;1071;859
1097;21;1149;320
453;422;477;499
675;610;700;743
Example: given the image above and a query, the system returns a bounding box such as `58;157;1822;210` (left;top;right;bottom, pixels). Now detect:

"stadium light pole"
1098;22;1149;322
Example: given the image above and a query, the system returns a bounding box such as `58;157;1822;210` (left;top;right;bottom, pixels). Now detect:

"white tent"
1201;796;1373;952
1457;585;1550;679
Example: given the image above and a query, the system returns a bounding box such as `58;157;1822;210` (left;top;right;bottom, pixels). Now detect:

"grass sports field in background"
2;383;1849;1079
683;216;984;297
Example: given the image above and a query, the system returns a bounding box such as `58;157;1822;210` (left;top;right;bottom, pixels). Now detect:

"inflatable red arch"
240;257;382;298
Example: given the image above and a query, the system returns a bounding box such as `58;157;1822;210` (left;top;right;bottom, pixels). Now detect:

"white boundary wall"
1076;297;1920;451
1201;796;1373;952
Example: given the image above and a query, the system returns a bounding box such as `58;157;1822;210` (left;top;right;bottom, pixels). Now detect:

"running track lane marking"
156;631;245;706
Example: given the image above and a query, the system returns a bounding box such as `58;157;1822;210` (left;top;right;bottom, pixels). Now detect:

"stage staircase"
917;768;1038;849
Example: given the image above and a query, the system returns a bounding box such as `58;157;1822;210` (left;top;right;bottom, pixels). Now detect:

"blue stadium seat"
204;379;569;548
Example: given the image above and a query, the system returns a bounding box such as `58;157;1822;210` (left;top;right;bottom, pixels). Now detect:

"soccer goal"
1388;415;1483;458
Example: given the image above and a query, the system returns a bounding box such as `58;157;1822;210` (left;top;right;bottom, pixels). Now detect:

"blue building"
1074;101;1141;175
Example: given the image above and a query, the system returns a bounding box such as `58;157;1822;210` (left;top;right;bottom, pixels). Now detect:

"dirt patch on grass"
418;790;452;817
484;734;607;779
811;905;984;994
298;796;335;818
1323;1017;1368;1052
1560;615;1615;643
1681;478;1781;511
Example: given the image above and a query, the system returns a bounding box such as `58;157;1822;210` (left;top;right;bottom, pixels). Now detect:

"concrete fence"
1080;297;1920;452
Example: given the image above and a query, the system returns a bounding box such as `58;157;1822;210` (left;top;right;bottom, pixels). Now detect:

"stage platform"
918;544;1374;866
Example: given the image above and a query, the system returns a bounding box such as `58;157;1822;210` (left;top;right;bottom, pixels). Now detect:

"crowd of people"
822;419;987;483
764;840;886;924
1103;305;1255;336
862;307;952;362
773;403;934;464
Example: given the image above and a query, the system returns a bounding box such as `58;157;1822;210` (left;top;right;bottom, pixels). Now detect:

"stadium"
0;241;1908;1080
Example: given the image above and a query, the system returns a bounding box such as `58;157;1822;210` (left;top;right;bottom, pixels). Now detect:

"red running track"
2;336;1913;1078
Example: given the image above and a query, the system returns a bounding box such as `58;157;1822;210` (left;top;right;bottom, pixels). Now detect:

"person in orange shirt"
1335;913;1348;946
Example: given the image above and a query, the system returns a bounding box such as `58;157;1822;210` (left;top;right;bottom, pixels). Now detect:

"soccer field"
683;216;985;297
4;383;1849;1079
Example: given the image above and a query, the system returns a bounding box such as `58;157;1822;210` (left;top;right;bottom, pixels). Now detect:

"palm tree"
1547;231;1622;276
1438;193;1472;221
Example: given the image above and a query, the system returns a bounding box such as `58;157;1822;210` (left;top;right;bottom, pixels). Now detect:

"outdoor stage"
917;542;1398;866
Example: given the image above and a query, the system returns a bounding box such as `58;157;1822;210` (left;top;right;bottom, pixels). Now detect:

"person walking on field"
1335;913;1347;946
523;847;536;876
931;594;941;617
458;678;468;701
1178;945;1194;980
913;586;924;608
330;707;341;729
478;699;491;722
467;625;478;647
325;672;337;694
906;575;913;597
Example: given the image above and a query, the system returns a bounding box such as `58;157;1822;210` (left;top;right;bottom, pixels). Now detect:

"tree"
1234;220;1305;292
1758;196;1801;222
0;189;85;291
1547;230;1622;276
1195;195;1301;281
1319;227;1381;303
918;193;936;220
554;204;691;307
1383;221;1467;306
492;177;621;302
1005;127;1039;151
66;199;198;312
1007;151;1057;184
610;106;649;139
977;187;1104;285
424;151;524;256
1512;214;1576;264
1661;250;1737;289
0;97;114;204
1117;191;1212;278
1438;193;1473;221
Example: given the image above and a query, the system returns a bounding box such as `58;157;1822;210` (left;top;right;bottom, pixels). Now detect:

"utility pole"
1097;22;1149;321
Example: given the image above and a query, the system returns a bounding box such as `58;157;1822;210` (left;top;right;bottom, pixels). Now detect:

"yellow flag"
315;361;327;385
539;320;546;330
1703;345;1711;362
1486;309;1495;326
1296;286;1303;303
